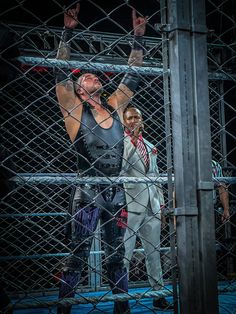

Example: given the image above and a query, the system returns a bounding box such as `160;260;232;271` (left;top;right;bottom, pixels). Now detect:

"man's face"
123;107;143;135
76;73;103;96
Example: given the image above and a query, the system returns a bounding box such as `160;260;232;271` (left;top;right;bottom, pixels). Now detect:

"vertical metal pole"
219;81;227;166
160;0;178;312
167;0;218;313
191;1;218;313
167;0;202;312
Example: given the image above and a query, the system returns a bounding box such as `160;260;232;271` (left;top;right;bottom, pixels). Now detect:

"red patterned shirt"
125;131;149;168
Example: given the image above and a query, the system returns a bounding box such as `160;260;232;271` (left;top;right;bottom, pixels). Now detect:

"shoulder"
124;134;133;148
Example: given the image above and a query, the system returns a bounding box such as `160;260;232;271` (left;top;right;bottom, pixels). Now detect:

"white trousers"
123;207;163;290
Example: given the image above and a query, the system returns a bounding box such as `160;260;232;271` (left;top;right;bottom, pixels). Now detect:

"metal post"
167;0;218;313
219;81;227;166
160;0;179;312
167;0;202;312
191;1;218;313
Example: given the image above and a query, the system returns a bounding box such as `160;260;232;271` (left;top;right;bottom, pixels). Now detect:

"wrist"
62;27;73;43
132;35;144;51
120;73;140;92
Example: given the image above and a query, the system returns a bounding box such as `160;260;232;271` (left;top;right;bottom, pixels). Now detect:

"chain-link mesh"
206;2;236;304
0;0;235;313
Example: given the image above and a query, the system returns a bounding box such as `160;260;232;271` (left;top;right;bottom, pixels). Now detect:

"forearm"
219;186;229;212
105;13;146;109
128;35;144;67
55;28;77;115
55;28;73;85
56;28;73;61
119;36;144;93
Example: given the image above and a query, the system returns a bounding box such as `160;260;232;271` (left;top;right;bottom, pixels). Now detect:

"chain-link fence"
0;0;235;313
207;1;236;294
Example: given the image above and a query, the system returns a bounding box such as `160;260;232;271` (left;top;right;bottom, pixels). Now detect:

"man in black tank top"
55;3;146;314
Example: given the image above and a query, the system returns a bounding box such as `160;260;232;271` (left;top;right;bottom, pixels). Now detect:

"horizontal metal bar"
10;173;236;185
1;244;224;262
0;253;69;261
0;212;67;218
0;247;172;261
17;56;164;76
10;173;172;185
11;284;236;309
17;56;236;80
213;177;236;184
208;72;236;81
7;24;162;46
12;289;173;309
155;23;208;34
5;23;236;81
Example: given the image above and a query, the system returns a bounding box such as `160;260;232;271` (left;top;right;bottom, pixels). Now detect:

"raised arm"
108;9;147;116
55;3;82;142
128;9;147;67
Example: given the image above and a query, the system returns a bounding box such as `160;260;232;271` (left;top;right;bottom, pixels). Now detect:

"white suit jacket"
121;134;164;214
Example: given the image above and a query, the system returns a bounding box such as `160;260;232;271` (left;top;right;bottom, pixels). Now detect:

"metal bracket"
162;208;174;217
155;23;208;34
197;181;214;190
174;206;199;216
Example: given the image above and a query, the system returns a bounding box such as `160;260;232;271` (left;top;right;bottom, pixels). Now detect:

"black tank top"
73;100;124;177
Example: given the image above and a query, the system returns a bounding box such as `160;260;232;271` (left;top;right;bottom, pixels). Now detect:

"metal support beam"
167;0;218;313
167;1;202;312
191;1;219;313
160;0;179;312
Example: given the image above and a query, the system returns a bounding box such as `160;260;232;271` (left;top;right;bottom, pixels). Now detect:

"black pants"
58;184;130;314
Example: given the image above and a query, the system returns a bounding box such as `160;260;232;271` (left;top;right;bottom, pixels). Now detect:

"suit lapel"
124;135;152;172
125;135;147;172
122;136;139;173
124;135;137;161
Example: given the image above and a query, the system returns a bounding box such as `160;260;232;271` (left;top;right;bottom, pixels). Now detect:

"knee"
72;238;92;258
61;238;93;273
106;237;125;265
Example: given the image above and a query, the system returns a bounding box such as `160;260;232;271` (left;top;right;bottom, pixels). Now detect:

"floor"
13;283;236;313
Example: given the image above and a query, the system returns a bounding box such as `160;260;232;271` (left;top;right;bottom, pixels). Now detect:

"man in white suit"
122;106;173;310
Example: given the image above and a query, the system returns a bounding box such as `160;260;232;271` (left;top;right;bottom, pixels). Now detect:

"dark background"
1;0;236;35
0;0;160;34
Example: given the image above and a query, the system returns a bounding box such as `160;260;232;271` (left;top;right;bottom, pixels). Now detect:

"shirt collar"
125;130;143;140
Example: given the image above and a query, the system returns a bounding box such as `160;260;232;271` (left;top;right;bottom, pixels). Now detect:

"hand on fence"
132;9;148;36
64;3;80;29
